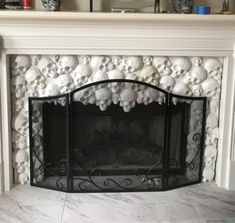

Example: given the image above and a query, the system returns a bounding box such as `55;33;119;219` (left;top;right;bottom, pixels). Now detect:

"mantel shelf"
0;10;235;27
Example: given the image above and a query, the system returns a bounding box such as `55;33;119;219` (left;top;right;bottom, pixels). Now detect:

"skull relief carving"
184;66;207;85
74;89;95;105
95;87;112;111
71;64;92;86
142;88;159;105
11;76;26;98
204;58;223;81
124;73;141;92
108;70;125;94
12;113;28;134
201;78;219;97
122;56;143;73
81;55;91;64
25;67;46;90
159;76;175;92
171;57;192;78
31;55;41;66
12;131;27;150
57;56;78;75
112;56;122;67
153;56;172;76
37;56;57;78
120;88;137;112
9;54;224;185
192;57;203;66
13;149;29;168
43;83;60;96
206;114;218;132
90;70;109;88
18;171;29;185
11;55;31;76
137;66;159;85
56;74;75;94
172;81;192;96
90;56;111;72
143;56;153;66
192;84;203;96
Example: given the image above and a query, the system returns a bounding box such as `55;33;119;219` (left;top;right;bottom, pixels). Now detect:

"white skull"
202;167;215;182
205;128;219;146
201;78;219;97
90;70;109;89
43;83;60;96
108;70;125;93
18;171;29;184
71;64;91;86
12;99;25;112
142;87;159;105
57;55;78;75
209;99;219;114
11;75;26;98
204;145;217;160
206;114;218;132
192;57;203;66
81;55;91;64
13;149;29;168
120;88;137;112
95;87;112;111
137;66;159;85
73;88;95;105
143;56;153;66
25;67;46;90
153;57;172;76
171;57;192;78
172;82;192;96
192;84;203;96
124;73;142;92
204;58;223;81
122;56;143;73
90;56;111;71
184;66;207;85
27;88;38;97
12;113;28;134
159;76;175;92
12;131;27;150
56;74;75;94
11;55;31;76
112;56;122;67
38;56;57;78
31;55;41;66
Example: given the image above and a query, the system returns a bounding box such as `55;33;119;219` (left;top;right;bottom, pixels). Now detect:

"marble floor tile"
0;182;235;223
0;185;66;223
62;193;159;223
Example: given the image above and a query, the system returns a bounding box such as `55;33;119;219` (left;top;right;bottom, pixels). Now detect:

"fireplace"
1;13;235;194
29;79;206;192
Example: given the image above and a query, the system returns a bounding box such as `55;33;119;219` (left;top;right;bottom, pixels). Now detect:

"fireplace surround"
0;12;235;193
29;79;206;192
10;54;220;188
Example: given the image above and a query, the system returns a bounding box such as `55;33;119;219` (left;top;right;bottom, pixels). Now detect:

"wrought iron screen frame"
29;79;207;192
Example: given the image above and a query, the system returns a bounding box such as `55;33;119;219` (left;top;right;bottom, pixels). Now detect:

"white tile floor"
0;183;234;223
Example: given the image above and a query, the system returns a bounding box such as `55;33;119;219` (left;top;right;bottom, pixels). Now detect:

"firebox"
29;80;206;192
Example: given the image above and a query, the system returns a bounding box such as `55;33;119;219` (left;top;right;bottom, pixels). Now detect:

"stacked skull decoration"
11;55;223;184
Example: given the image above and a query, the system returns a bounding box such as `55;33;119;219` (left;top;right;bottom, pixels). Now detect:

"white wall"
34;0;234;13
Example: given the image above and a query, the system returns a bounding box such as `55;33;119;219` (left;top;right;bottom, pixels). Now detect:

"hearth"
29;79;206;192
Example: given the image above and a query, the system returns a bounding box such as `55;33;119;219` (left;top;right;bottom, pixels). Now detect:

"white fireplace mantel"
0;11;235;193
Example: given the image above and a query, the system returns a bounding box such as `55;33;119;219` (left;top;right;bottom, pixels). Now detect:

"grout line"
60;193;67;223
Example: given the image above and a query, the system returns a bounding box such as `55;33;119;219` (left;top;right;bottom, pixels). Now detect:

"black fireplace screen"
29;80;206;192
